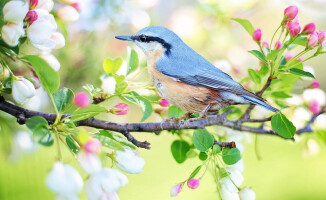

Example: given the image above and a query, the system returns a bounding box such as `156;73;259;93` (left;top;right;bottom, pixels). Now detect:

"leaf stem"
270;24;282;54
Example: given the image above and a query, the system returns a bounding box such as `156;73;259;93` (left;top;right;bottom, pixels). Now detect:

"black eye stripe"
132;35;172;56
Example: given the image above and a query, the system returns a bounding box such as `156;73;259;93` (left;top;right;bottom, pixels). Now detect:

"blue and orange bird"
115;26;279;118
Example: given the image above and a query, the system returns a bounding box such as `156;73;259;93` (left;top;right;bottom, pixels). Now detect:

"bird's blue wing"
156;47;263;100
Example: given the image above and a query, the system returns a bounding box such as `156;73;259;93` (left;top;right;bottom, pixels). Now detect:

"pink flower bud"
302;23;316;35
187;179;200;189
84;139;102;154
307;32;318;47
170;184;182;197
311;81;320;89
114;103;129;115
71;2;81;12
284;6;298;20
317;31;326;43
159;99;170;107
74;92;90;108
262;41;269;49
288;22;301;37
252;28;262;42
274;41;282;49
298;57;303;62
285;52;294;61
308;100;321;114
25;10;38;25
29;0;38;9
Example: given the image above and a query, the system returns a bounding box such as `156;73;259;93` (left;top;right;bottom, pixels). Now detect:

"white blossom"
12;77;36;104
85;168;128;200
27;9;57;51
57;5;80;23
77;151;102;174
101;75;116;94
313;114;326;130
226;168;244;188
115;147;145;174
239;187;256;200
35;0;54;12
1;23;24;47
46;162;83;198
51;32;66;49
302;88;326;105
220;186;240;200
40;53;61;71
3;1;29;24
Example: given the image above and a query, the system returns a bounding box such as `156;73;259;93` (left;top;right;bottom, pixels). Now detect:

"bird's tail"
241;95;279;112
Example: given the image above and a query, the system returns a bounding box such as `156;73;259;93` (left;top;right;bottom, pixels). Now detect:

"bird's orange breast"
146;48;225;113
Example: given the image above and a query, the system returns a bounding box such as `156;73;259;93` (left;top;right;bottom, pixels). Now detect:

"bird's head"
115;26;182;56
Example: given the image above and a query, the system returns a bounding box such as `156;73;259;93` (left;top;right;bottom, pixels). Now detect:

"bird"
115;26;278;118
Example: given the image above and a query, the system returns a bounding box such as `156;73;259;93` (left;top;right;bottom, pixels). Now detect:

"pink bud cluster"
74;92;90;108
25;10;38;25
170;179;201;197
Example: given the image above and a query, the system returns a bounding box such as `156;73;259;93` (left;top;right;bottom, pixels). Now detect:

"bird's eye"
139;35;147;42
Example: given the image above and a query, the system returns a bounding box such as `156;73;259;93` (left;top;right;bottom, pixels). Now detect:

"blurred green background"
1;0;326;199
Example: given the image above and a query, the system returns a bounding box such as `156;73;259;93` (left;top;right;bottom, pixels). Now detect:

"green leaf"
193;129;214;152
271;113;296;138
188;165;202;180
199;152;208;160
232;18;255;36
222;148;241;165
66;137;79;153
271;91;292;99
122;91;152;121
53;88;74;113
21;55;60;94
127;48;139;75
26;116;53;146
292;36;308;47
289;68;315;78
212;144;221;154
249;50;267;64
70;104;107;122
219;168;230;178
96;130;136;149
267;49;281;61
168;105;185;118
258;65;269;77
103;57;123;74
248;69;261;84
171;140;190;164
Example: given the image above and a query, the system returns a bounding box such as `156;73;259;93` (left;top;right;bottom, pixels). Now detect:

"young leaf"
122;91;152;121
271;113;296;138
70;104;107;122
188;165;202;180
271;91;292;99
103;57;123;74
192;129;214;152
289;68;315;78
168;105;185;118
248;69;261;84
212;144;221;154
53;88;74;113
171;140;190;164
21;55;60;94
96;130;136;149
127;48;139;75
26;116;53;146
249;50;267;64
258;65;269;77
232;18;255;36
198;152;208;161
26;116;48;130
66;137;79;153
292;36;308;47
222;148;241;165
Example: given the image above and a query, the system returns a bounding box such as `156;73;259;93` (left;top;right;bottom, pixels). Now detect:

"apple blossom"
113;103;129;115
219;186;240;200
308;100;321;114
115;147;145;174
284;6;298;20
57;5;79;23
159;99;170;107
25;10;38;25
77;151;102;174
227;168;244;188
85;168;128;200
274;41;282;49
40;53;61;71
303;88;326;105
220;177;238;193
35;0;54;12
3;1;29;24
74;92;90;108
27;9;57;51
311;81;320;89
101;75;116;94
29;0;39;9
285;53;294;61
252;29;261;42
239;188;256;200
187;179;200;189
71;2;81;12
170;184;182;197
84;139;102;154
12;77;36;104
1;23;24;47
302;23;316;35
317;31;326;43
261;41;269;49
307;32;318;47
288;22;301;37
46;162;83;199
51;32;66;49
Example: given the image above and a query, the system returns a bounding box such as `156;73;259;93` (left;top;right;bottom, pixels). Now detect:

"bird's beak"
115;35;133;41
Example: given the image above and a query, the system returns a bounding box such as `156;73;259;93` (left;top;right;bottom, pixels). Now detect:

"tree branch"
296;106;326;135
0;96;291;150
